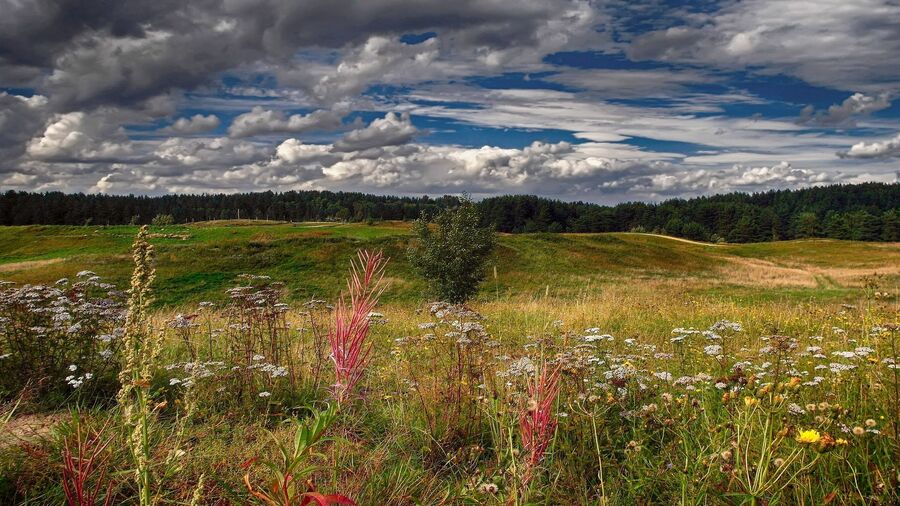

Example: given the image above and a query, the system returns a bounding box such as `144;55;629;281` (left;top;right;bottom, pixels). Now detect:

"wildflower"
818;433;836;452
478;483;499;494
865;419;877;428
704;344;723;357
788;403;806;416
744;396;758;407
654;371;673;382
835;438;849;446
258;391;271;398
795;429;821;444
68;364;78;372
502;357;536;377
624;440;642;454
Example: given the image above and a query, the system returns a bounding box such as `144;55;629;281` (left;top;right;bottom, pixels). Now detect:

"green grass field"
1;222;898;505
0;221;896;307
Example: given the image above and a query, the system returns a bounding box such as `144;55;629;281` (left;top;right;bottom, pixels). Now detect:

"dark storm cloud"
0;93;49;169
0;0;181;67
1;0;581;108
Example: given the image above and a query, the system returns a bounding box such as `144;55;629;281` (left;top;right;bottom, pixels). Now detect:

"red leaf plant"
329;250;387;405
519;363;562;486
244;476;356;506
61;417;114;506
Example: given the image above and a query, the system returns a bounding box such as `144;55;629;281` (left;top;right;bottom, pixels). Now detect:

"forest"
0;182;897;242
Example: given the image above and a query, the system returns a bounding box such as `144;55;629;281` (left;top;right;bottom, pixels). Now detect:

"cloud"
26;111;137;162
626;27;705;61
0;93;50;168
3;0;599;108
288;36;440;104
159;114;220;134
268;137;839;199
44;28;251;109
546;68;712;98
0;0;896;199
724;161;835;187
623;0;900;90
799;93;891;127
275;140;339;165
154;137;273;167
837;133;900;159
228;107;344;138
333;112;419;151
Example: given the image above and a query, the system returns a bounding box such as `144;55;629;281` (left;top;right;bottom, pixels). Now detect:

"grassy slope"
0;221;896;307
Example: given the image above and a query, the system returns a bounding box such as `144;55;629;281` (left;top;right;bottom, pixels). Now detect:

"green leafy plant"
243;404;354;506
408;198;496;303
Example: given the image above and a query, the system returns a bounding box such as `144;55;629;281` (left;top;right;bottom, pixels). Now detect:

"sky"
1;0;899;203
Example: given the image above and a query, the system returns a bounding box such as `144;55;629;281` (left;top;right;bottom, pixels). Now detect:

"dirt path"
1;412;67;448
622;232;724;247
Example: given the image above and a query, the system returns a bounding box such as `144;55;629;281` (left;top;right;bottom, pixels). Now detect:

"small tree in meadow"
150;214;174;226
408;198;496;303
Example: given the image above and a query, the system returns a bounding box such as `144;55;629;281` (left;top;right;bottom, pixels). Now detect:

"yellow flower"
835;438;849;446
796;429;821;444
744;396;758;407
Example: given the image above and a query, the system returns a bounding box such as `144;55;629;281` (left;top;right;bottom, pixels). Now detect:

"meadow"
0;221;898;505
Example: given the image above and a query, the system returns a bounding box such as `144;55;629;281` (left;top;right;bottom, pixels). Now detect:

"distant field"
0;221;896;307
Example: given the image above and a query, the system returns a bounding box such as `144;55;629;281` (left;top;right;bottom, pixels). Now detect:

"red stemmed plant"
61;416;114;506
243;250;387;506
329;250;387;405
519;363;562;487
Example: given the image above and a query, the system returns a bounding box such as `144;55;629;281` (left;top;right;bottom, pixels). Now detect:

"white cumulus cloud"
228;107;344;138
159;114;220;134
838;134;900;159
334;112;419;152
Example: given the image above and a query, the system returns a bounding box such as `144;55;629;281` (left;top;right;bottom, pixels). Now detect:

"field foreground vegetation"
0;222;898;505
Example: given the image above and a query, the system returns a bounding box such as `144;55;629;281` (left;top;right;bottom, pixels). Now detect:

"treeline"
478;183;900;242
0;190;458;226
0;182;898;242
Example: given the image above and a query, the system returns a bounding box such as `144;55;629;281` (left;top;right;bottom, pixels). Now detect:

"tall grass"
116;225;160;506
0;228;897;504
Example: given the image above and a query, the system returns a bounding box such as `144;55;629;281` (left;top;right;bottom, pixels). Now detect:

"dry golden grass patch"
0;258;63;273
